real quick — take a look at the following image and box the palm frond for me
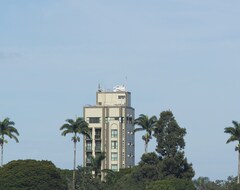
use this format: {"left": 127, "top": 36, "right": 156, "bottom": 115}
{"left": 226, "top": 136, "right": 238, "bottom": 144}
{"left": 66, "top": 119, "right": 75, "bottom": 125}
{"left": 0, "top": 118, "right": 19, "bottom": 143}
{"left": 133, "top": 128, "right": 145, "bottom": 133}
{"left": 8, "top": 134, "right": 19, "bottom": 143}
{"left": 60, "top": 123, "right": 71, "bottom": 130}
{"left": 225, "top": 121, "right": 240, "bottom": 145}
{"left": 224, "top": 127, "right": 236, "bottom": 135}
{"left": 61, "top": 129, "right": 74, "bottom": 136}
{"left": 60, "top": 117, "right": 89, "bottom": 139}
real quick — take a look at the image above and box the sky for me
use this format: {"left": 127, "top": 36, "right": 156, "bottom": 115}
{"left": 0, "top": 0, "right": 240, "bottom": 181}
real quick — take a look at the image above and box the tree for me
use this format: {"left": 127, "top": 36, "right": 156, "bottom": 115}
{"left": 154, "top": 111, "right": 194, "bottom": 179}
{"left": 146, "top": 178, "right": 195, "bottom": 190}
{"left": 0, "top": 159, "right": 67, "bottom": 190}
{"left": 0, "top": 118, "right": 19, "bottom": 167}
{"left": 89, "top": 152, "right": 106, "bottom": 179}
{"left": 60, "top": 117, "right": 89, "bottom": 189}
{"left": 193, "top": 176, "right": 240, "bottom": 190}
{"left": 224, "top": 120, "right": 240, "bottom": 183}
{"left": 134, "top": 114, "right": 157, "bottom": 153}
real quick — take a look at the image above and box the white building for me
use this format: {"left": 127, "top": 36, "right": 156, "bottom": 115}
{"left": 83, "top": 85, "right": 135, "bottom": 173}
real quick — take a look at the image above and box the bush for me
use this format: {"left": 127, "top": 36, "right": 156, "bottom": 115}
{"left": 146, "top": 179, "right": 195, "bottom": 190}
{"left": 0, "top": 159, "right": 67, "bottom": 190}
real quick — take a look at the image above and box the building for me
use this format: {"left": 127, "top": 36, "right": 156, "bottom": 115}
{"left": 83, "top": 85, "right": 135, "bottom": 173}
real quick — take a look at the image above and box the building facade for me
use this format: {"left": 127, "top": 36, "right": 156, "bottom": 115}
{"left": 83, "top": 85, "right": 135, "bottom": 173}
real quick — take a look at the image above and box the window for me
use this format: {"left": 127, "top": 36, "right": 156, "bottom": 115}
{"left": 111, "top": 152, "right": 118, "bottom": 161}
{"left": 111, "top": 164, "right": 118, "bottom": 171}
{"left": 111, "top": 129, "right": 118, "bottom": 138}
{"left": 111, "top": 141, "right": 118, "bottom": 149}
{"left": 86, "top": 142, "right": 92, "bottom": 151}
{"left": 118, "top": 96, "right": 125, "bottom": 99}
{"left": 95, "top": 129, "right": 101, "bottom": 139}
{"left": 127, "top": 117, "right": 133, "bottom": 124}
{"left": 119, "top": 117, "right": 124, "bottom": 123}
{"left": 89, "top": 117, "right": 100, "bottom": 123}
{"left": 95, "top": 141, "right": 101, "bottom": 152}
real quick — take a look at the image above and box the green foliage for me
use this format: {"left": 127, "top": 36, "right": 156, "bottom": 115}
{"left": 146, "top": 179, "right": 195, "bottom": 190}
{"left": 90, "top": 152, "right": 106, "bottom": 178}
{"left": 110, "top": 173, "right": 145, "bottom": 190}
{"left": 224, "top": 120, "right": 240, "bottom": 151}
{"left": 139, "top": 152, "right": 159, "bottom": 166}
{"left": 0, "top": 117, "right": 19, "bottom": 166}
{"left": 158, "top": 152, "right": 195, "bottom": 179}
{"left": 193, "top": 176, "right": 240, "bottom": 190}
{"left": 0, "top": 117, "right": 19, "bottom": 143}
{"left": 60, "top": 117, "right": 89, "bottom": 140}
{"left": 134, "top": 114, "right": 157, "bottom": 153}
{"left": 59, "top": 169, "right": 73, "bottom": 189}
{"left": 60, "top": 117, "right": 90, "bottom": 188}
{"left": 154, "top": 111, "right": 195, "bottom": 179}
{"left": 132, "top": 153, "right": 160, "bottom": 182}
{"left": 132, "top": 164, "right": 159, "bottom": 182}
{"left": 155, "top": 111, "right": 186, "bottom": 158}
{"left": 0, "top": 159, "right": 67, "bottom": 190}
{"left": 76, "top": 166, "right": 106, "bottom": 190}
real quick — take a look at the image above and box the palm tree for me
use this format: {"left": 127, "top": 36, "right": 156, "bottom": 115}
{"left": 91, "top": 152, "right": 106, "bottom": 179}
{"left": 224, "top": 120, "right": 240, "bottom": 184}
{"left": 0, "top": 117, "right": 19, "bottom": 167}
{"left": 134, "top": 114, "right": 157, "bottom": 154}
{"left": 60, "top": 117, "right": 89, "bottom": 189}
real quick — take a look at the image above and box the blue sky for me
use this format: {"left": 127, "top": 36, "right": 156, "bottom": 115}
{"left": 1, "top": 0, "right": 240, "bottom": 180}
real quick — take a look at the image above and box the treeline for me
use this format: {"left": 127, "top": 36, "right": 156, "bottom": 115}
{"left": 0, "top": 159, "right": 239, "bottom": 190}
{"left": 1, "top": 110, "right": 240, "bottom": 189}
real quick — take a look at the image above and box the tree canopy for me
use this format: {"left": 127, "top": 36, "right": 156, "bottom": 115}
{"left": 0, "top": 159, "right": 67, "bottom": 190}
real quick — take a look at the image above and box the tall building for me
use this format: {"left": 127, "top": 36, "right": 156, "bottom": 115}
{"left": 83, "top": 85, "right": 135, "bottom": 173}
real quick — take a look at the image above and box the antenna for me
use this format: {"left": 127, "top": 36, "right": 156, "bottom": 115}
{"left": 125, "top": 76, "right": 128, "bottom": 91}
{"left": 98, "top": 83, "right": 102, "bottom": 92}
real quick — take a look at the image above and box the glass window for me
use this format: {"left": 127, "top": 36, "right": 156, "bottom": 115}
{"left": 111, "top": 129, "right": 118, "bottom": 138}
{"left": 95, "top": 141, "right": 101, "bottom": 151}
{"left": 119, "top": 117, "right": 124, "bottom": 123}
{"left": 111, "top": 152, "right": 118, "bottom": 161}
{"left": 89, "top": 117, "right": 100, "bottom": 123}
{"left": 111, "top": 141, "right": 118, "bottom": 149}
{"left": 111, "top": 164, "right": 118, "bottom": 171}
{"left": 118, "top": 96, "right": 125, "bottom": 99}
{"left": 86, "top": 142, "right": 92, "bottom": 151}
{"left": 95, "top": 129, "right": 101, "bottom": 139}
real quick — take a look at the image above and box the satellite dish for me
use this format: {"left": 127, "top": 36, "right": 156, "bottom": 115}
{"left": 113, "top": 85, "right": 126, "bottom": 92}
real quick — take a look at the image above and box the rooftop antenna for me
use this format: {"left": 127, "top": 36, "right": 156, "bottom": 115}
{"left": 125, "top": 76, "right": 128, "bottom": 91}
{"left": 98, "top": 83, "right": 102, "bottom": 92}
